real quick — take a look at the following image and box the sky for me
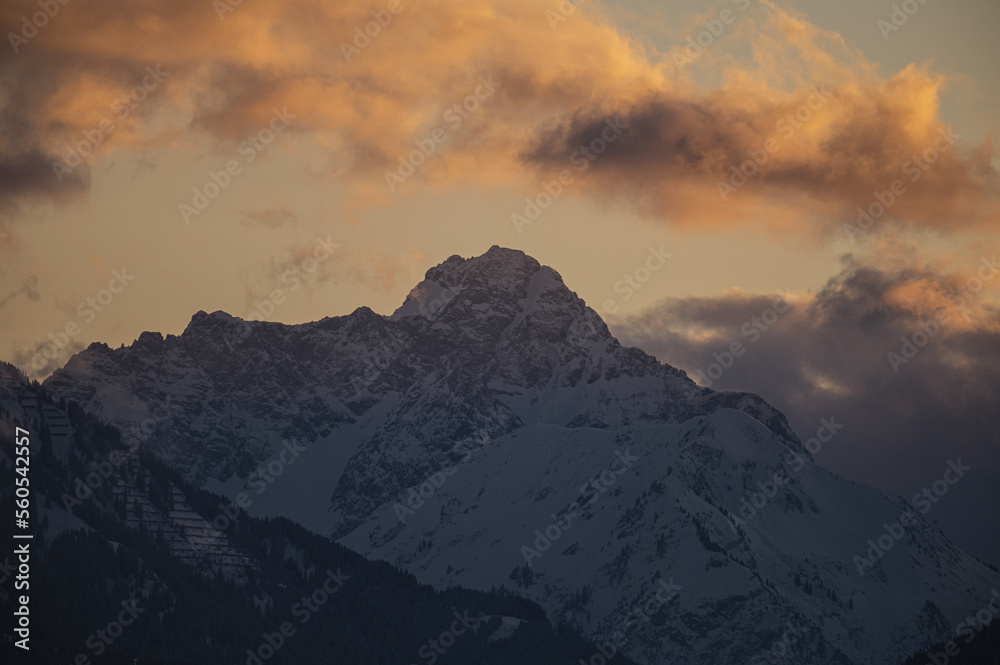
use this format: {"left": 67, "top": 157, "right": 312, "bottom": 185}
{"left": 1, "top": 0, "right": 998, "bottom": 495}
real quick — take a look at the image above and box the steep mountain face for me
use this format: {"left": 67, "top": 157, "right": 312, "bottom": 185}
{"left": 0, "top": 365, "right": 634, "bottom": 665}
{"left": 39, "top": 246, "right": 1000, "bottom": 665}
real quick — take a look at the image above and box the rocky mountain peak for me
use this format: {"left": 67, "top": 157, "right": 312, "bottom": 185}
{"left": 391, "top": 245, "right": 569, "bottom": 321}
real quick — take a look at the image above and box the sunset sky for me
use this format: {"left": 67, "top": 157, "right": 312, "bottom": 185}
{"left": 2, "top": 0, "right": 998, "bottom": 493}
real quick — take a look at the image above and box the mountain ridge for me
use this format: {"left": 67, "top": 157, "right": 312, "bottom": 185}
{"left": 29, "top": 245, "right": 1000, "bottom": 665}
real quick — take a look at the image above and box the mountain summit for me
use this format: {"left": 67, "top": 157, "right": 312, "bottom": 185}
{"left": 41, "top": 247, "right": 999, "bottom": 665}
{"left": 46, "top": 246, "right": 794, "bottom": 486}
{"left": 391, "top": 245, "right": 550, "bottom": 319}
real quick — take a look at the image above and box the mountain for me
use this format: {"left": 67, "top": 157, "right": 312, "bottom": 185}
{"left": 900, "top": 617, "right": 1000, "bottom": 665}
{"left": 38, "top": 246, "right": 1000, "bottom": 664}
{"left": 0, "top": 364, "right": 636, "bottom": 664}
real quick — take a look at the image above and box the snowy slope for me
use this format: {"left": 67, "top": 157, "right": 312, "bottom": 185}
{"left": 38, "top": 246, "right": 1000, "bottom": 665}
{"left": 339, "top": 409, "right": 997, "bottom": 664}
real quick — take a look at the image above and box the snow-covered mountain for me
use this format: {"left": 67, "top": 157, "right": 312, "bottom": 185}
{"left": 41, "top": 246, "right": 1000, "bottom": 664}
{"left": 0, "top": 363, "right": 621, "bottom": 665}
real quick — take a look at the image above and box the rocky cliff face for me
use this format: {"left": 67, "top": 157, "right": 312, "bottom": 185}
{"left": 40, "top": 246, "right": 1000, "bottom": 664}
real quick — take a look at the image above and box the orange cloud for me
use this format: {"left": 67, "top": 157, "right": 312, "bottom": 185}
{"left": 1, "top": 0, "right": 996, "bottom": 234}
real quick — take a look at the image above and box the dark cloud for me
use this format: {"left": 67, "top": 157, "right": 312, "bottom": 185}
{"left": 612, "top": 254, "right": 1000, "bottom": 495}
{"left": 1, "top": 0, "right": 995, "bottom": 232}
{"left": 240, "top": 206, "right": 300, "bottom": 228}
{"left": 11, "top": 334, "right": 85, "bottom": 380}
{"left": 0, "top": 147, "right": 89, "bottom": 210}
{"left": 0, "top": 275, "right": 40, "bottom": 310}
{"left": 522, "top": 69, "right": 999, "bottom": 234}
